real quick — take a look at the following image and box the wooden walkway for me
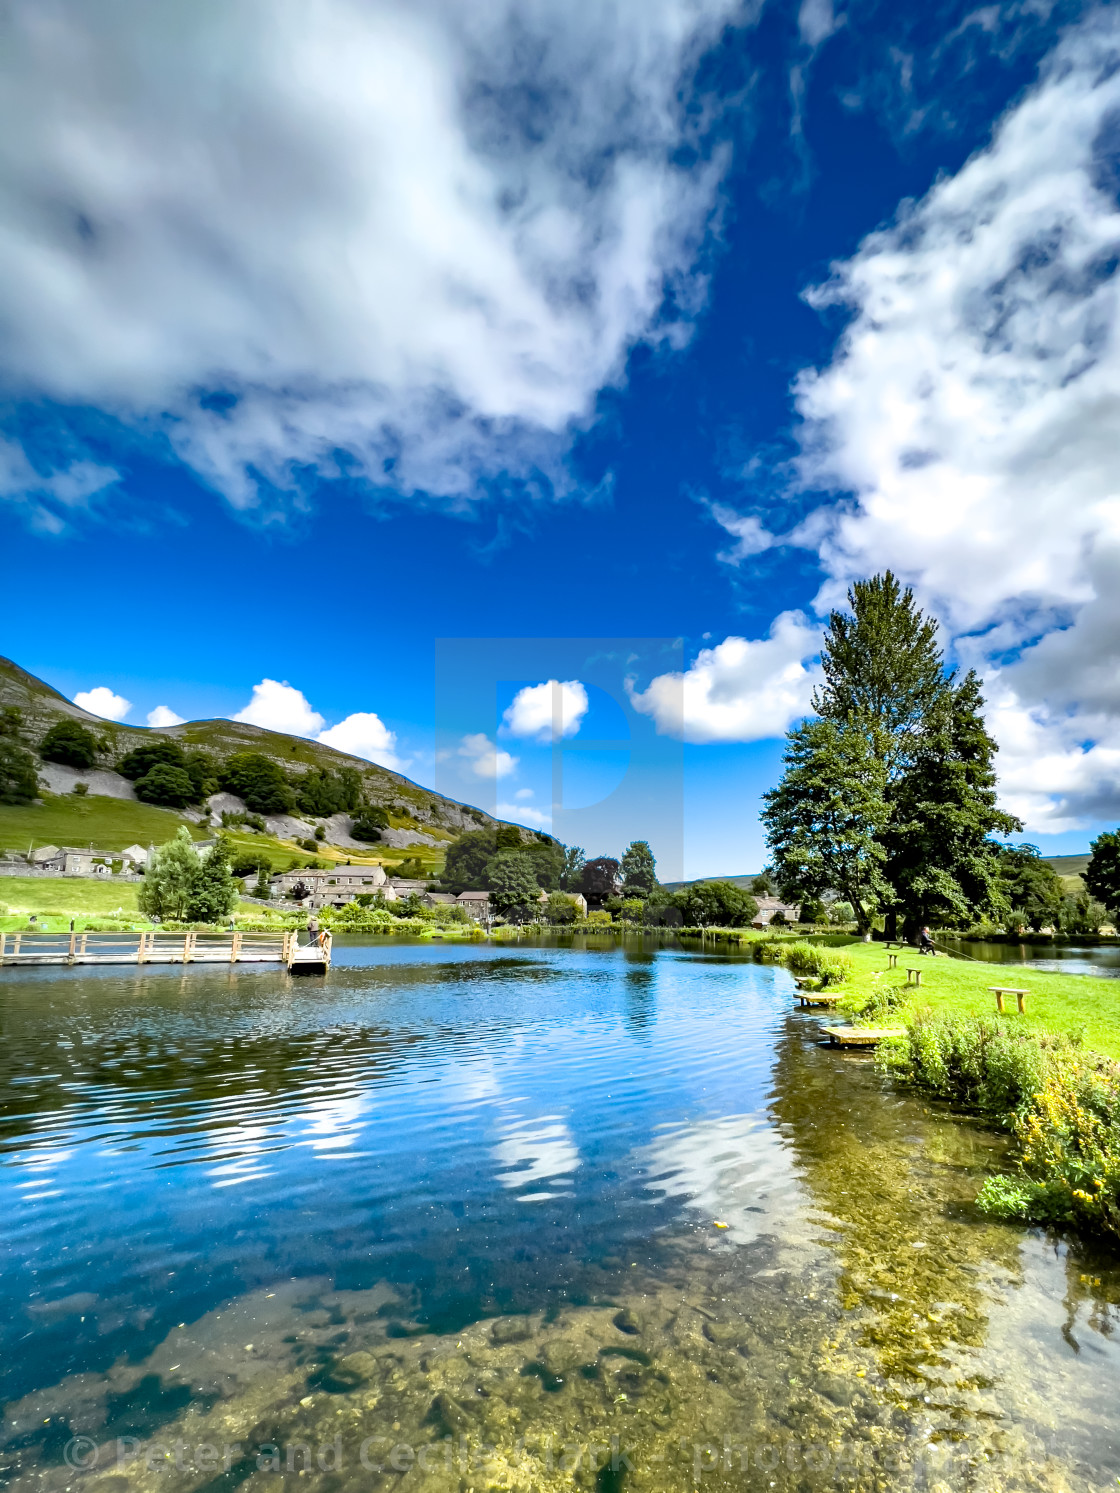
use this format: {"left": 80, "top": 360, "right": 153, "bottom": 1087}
{"left": 0, "top": 929, "right": 300, "bottom": 968}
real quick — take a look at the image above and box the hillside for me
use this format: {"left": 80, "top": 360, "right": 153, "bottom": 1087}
{"left": 0, "top": 655, "right": 505, "bottom": 865}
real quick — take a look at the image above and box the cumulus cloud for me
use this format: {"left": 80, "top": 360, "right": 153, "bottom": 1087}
{"left": 496, "top": 801, "right": 552, "bottom": 828}
{"left": 629, "top": 611, "right": 821, "bottom": 743}
{"left": 317, "top": 711, "right": 404, "bottom": 770}
{"left": 514, "top": 787, "right": 534, "bottom": 800}
{"left": 73, "top": 685, "right": 131, "bottom": 721}
{"left": 0, "top": 0, "right": 743, "bottom": 514}
{"left": 457, "top": 733, "right": 519, "bottom": 779}
{"left": 147, "top": 705, "right": 186, "bottom": 727}
{"left": 788, "top": 9, "right": 1120, "bottom": 828}
{"left": 233, "top": 679, "right": 325, "bottom": 736}
{"left": 500, "top": 679, "right": 589, "bottom": 742}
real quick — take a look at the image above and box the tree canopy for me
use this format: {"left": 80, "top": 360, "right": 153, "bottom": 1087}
{"left": 620, "top": 840, "right": 658, "bottom": 897}
{"left": 1086, "top": 831, "right": 1120, "bottom": 916}
{"left": 672, "top": 880, "right": 758, "bottom": 927}
{"left": 138, "top": 829, "right": 240, "bottom": 923}
{"left": 486, "top": 851, "right": 542, "bottom": 916}
{"left": 41, "top": 720, "right": 97, "bottom": 770}
{"left": 763, "top": 571, "right": 1018, "bottom": 936}
{"left": 0, "top": 739, "right": 38, "bottom": 804}
{"left": 134, "top": 762, "right": 196, "bottom": 808}
{"left": 220, "top": 753, "right": 295, "bottom": 815}
{"left": 581, "top": 856, "right": 621, "bottom": 907}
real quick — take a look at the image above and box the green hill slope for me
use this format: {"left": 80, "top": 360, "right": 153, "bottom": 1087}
{"left": 0, "top": 655, "right": 501, "bottom": 859}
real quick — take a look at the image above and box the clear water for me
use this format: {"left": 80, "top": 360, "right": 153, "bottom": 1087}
{"left": 946, "top": 937, "right": 1120, "bottom": 978}
{"left": 1, "top": 937, "right": 1118, "bottom": 1493}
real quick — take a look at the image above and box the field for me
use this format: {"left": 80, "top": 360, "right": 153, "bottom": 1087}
{"left": 830, "top": 938, "right": 1120, "bottom": 1061}
{"left": 0, "top": 875, "right": 141, "bottom": 927}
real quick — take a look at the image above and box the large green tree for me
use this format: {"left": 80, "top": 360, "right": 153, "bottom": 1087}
{"left": 763, "top": 718, "right": 891, "bottom": 937}
{"left": 620, "top": 841, "right": 658, "bottom": 898}
{"left": 135, "top": 763, "right": 196, "bottom": 808}
{"left": 1086, "top": 831, "right": 1120, "bottom": 916}
{"left": 486, "top": 851, "right": 542, "bottom": 917}
{"left": 997, "top": 845, "right": 1065, "bottom": 929}
{"left": 442, "top": 829, "right": 498, "bottom": 892}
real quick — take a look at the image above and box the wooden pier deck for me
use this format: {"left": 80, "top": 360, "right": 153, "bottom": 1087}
{"left": 822, "top": 1025, "right": 904, "bottom": 1048}
{"left": 0, "top": 929, "right": 298, "bottom": 968}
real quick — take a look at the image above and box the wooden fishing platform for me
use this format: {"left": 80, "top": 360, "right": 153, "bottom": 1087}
{"left": 822, "top": 1025, "right": 904, "bottom": 1047}
{"left": 288, "top": 934, "right": 332, "bottom": 975}
{"left": 0, "top": 929, "right": 308, "bottom": 969}
{"left": 795, "top": 990, "right": 844, "bottom": 1007}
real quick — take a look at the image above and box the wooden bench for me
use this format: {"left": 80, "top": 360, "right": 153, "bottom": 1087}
{"left": 989, "top": 986, "right": 1028, "bottom": 1013}
{"left": 887, "top": 953, "right": 898, "bottom": 968}
{"left": 796, "top": 991, "right": 844, "bottom": 1007}
{"left": 823, "top": 1025, "right": 905, "bottom": 1047}
{"left": 905, "top": 967, "right": 923, "bottom": 987}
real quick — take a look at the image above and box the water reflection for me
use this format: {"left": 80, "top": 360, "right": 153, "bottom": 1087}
{"left": 0, "top": 941, "right": 1116, "bottom": 1492}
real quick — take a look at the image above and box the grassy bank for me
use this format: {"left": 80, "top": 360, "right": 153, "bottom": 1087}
{"left": 824, "top": 938, "right": 1120, "bottom": 1061}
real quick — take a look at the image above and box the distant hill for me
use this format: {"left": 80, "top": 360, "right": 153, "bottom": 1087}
{"left": 661, "top": 873, "right": 762, "bottom": 893}
{"left": 1042, "top": 853, "right": 1090, "bottom": 878}
{"left": 0, "top": 655, "right": 510, "bottom": 855}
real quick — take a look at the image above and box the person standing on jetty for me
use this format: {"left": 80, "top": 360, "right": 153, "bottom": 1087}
{"left": 306, "top": 912, "right": 321, "bottom": 948}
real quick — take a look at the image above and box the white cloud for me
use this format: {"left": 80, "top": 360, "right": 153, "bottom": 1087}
{"left": 0, "top": 435, "right": 118, "bottom": 530}
{"left": 629, "top": 611, "right": 822, "bottom": 743}
{"left": 457, "top": 732, "right": 519, "bottom": 779}
{"left": 73, "top": 685, "right": 131, "bottom": 721}
{"left": 709, "top": 503, "right": 778, "bottom": 564}
{"left": 500, "top": 679, "right": 589, "bottom": 742}
{"left": 496, "top": 801, "right": 552, "bottom": 828}
{"left": 146, "top": 704, "right": 186, "bottom": 728}
{"left": 233, "top": 679, "right": 325, "bottom": 736}
{"left": 317, "top": 711, "right": 404, "bottom": 770}
{"left": 0, "top": 0, "right": 743, "bottom": 514}
{"left": 788, "top": 9, "right": 1120, "bottom": 829}
{"left": 514, "top": 787, "right": 534, "bottom": 800}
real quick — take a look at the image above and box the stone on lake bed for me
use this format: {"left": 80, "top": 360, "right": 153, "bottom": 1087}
{"left": 322, "top": 1350, "right": 377, "bottom": 1390}
{"left": 490, "top": 1316, "right": 533, "bottom": 1344}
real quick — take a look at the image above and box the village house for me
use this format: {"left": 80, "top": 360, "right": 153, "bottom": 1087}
{"left": 455, "top": 890, "right": 491, "bottom": 921}
{"left": 751, "top": 896, "right": 802, "bottom": 928}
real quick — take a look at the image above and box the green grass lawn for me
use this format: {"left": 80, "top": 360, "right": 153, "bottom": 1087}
{"left": 0, "top": 875, "right": 141, "bottom": 924}
{"left": 0, "top": 794, "right": 210, "bottom": 854}
{"left": 829, "top": 938, "right": 1120, "bottom": 1061}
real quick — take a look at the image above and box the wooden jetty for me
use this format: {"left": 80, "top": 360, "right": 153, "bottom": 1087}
{"left": 795, "top": 990, "right": 844, "bottom": 1007}
{"left": 288, "top": 933, "right": 332, "bottom": 975}
{"left": 822, "top": 1025, "right": 904, "bottom": 1048}
{"left": 0, "top": 929, "right": 299, "bottom": 968}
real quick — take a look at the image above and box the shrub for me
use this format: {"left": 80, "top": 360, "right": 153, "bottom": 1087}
{"left": 673, "top": 880, "right": 759, "bottom": 927}
{"left": 72, "top": 781, "right": 89, "bottom": 796}
{"left": 41, "top": 720, "right": 97, "bottom": 769}
{"left": 119, "top": 738, "right": 187, "bottom": 780}
{"left": 350, "top": 816, "right": 384, "bottom": 843}
{"left": 0, "top": 739, "right": 39, "bottom": 804}
{"left": 220, "top": 752, "right": 294, "bottom": 814}
{"left": 314, "top": 825, "right": 325, "bottom": 840}
{"left": 754, "top": 939, "right": 853, "bottom": 988}
{"left": 221, "top": 810, "right": 267, "bottom": 833}
{"left": 545, "top": 891, "right": 581, "bottom": 925}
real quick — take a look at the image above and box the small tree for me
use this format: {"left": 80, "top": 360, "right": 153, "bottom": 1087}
{"left": 486, "top": 851, "right": 542, "bottom": 917}
{"left": 1086, "top": 831, "right": 1120, "bottom": 916}
{"left": 560, "top": 845, "right": 586, "bottom": 891}
{"left": 0, "top": 739, "right": 38, "bottom": 804}
{"left": 41, "top": 720, "right": 97, "bottom": 769}
{"left": 119, "top": 739, "right": 187, "bottom": 780}
{"left": 252, "top": 867, "right": 273, "bottom": 900}
{"left": 442, "top": 830, "right": 498, "bottom": 893}
{"left": 137, "top": 829, "right": 201, "bottom": 922}
{"left": 620, "top": 841, "right": 658, "bottom": 898}
{"left": 220, "top": 753, "right": 295, "bottom": 814}
{"left": 545, "top": 891, "right": 581, "bottom": 924}
{"left": 188, "top": 836, "right": 240, "bottom": 922}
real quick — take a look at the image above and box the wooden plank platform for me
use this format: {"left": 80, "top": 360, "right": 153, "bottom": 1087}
{"left": 0, "top": 930, "right": 296, "bottom": 967}
{"left": 288, "top": 932, "right": 332, "bottom": 975}
{"left": 795, "top": 991, "right": 844, "bottom": 1007}
{"left": 823, "top": 1025, "right": 905, "bottom": 1047}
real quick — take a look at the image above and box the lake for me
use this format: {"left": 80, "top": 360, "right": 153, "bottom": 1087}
{"left": 944, "top": 937, "right": 1120, "bottom": 978}
{"left": 1, "top": 937, "right": 1117, "bottom": 1493}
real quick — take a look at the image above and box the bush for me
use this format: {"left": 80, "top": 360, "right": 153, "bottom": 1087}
{"left": 878, "top": 1013, "right": 1120, "bottom": 1239}
{"left": 350, "top": 817, "right": 384, "bottom": 843}
{"left": 135, "top": 763, "right": 196, "bottom": 807}
{"left": 755, "top": 939, "right": 853, "bottom": 988}
{"left": 0, "top": 739, "right": 39, "bottom": 804}
{"left": 41, "top": 720, "right": 97, "bottom": 769}
{"left": 221, "top": 810, "right": 267, "bottom": 833}
{"left": 545, "top": 891, "right": 581, "bottom": 925}
{"left": 673, "top": 880, "right": 759, "bottom": 927}
{"left": 72, "top": 781, "right": 89, "bottom": 796}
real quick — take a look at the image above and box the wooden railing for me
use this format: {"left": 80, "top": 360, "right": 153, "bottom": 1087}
{"left": 0, "top": 930, "right": 296, "bottom": 967}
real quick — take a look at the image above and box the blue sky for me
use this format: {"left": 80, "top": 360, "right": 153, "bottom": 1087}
{"left": 3, "top": 0, "right": 1119, "bottom": 877}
